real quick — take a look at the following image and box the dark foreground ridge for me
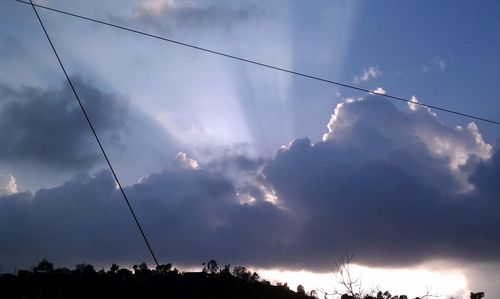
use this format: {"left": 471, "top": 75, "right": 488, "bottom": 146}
{"left": 0, "top": 259, "right": 486, "bottom": 299}
{"left": 0, "top": 259, "right": 313, "bottom": 299}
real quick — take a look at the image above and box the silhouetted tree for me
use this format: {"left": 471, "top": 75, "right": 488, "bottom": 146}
{"left": 297, "top": 284, "right": 305, "bottom": 295}
{"left": 220, "top": 264, "right": 231, "bottom": 277}
{"left": 138, "top": 262, "right": 150, "bottom": 274}
{"left": 309, "top": 289, "right": 319, "bottom": 298}
{"left": 277, "top": 282, "right": 290, "bottom": 290}
{"left": 75, "top": 263, "right": 95, "bottom": 274}
{"left": 156, "top": 263, "right": 173, "bottom": 275}
{"left": 202, "top": 260, "right": 218, "bottom": 275}
{"left": 233, "top": 266, "right": 251, "bottom": 281}
{"left": 35, "top": 259, "right": 53, "bottom": 273}
{"left": 334, "top": 254, "right": 362, "bottom": 298}
{"left": 470, "top": 292, "right": 485, "bottom": 299}
{"left": 76, "top": 263, "right": 85, "bottom": 272}
{"left": 376, "top": 291, "right": 392, "bottom": 299}
{"left": 139, "top": 263, "right": 147, "bottom": 271}
{"left": 109, "top": 263, "right": 119, "bottom": 274}
{"left": 207, "top": 260, "right": 218, "bottom": 275}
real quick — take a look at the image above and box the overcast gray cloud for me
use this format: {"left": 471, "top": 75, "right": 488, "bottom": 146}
{"left": 0, "top": 35, "right": 26, "bottom": 57}
{"left": 0, "top": 77, "right": 128, "bottom": 171}
{"left": 0, "top": 95, "right": 499, "bottom": 273}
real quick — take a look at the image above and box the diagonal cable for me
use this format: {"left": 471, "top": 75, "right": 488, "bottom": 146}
{"left": 28, "top": 0, "right": 159, "bottom": 267}
{"left": 11, "top": 0, "right": 500, "bottom": 126}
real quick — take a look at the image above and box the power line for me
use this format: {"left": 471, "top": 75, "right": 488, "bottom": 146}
{"left": 12, "top": 0, "right": 500, "bottom": 126}
{"left": 27, "top": 0, "right": 160, "bottom": 267}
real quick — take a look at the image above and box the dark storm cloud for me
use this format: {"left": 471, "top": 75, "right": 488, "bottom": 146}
{"left": 123, "top": 0, "right": 262, "bottom": 33}
{"left": 0, "top": 154, "right": 286, "bottom": 270}
{"left": 1, "top": 96, "right": 499, "bottom": 271}
{"left": 470, "top": 145, "right": 500, "bottom": 198}
{"left": 0, "top": 171, "right": 142, "bottom": 269}
{"left": 261, "top": 97, "right": 499, "bottom": 268}
{"left": 264, "top": 139, "right": 500, "bottom": 268}
{"left": 0, "top": 77, "right": 128, "bottom": 170}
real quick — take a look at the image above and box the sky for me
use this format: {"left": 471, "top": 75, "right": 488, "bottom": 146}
{"left": 1, "top": 0, "right": 500, "bottom": 298}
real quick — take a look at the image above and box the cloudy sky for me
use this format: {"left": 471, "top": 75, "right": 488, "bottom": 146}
{"left": 1, "top": 0, "right": 500, "bottom": 297}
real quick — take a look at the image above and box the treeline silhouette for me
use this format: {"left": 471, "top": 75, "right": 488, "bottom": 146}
{"left": 0, "top": 259, "right": 311, "bottom": 299}
{"left": 0, "top": 259, "right": 485, "bottom": 299}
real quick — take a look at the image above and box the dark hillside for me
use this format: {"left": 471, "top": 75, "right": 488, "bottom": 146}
{"left": 0, "top": 260, "right": 314, "bottom": 299}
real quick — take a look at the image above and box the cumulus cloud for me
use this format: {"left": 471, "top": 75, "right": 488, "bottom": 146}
{"left": 265, "top": 96, "right": 499, "bottom": 267}
{"left": 353, "top": 66, "right": 382, "bottom": 84}
{"left": 372, "top": 87, "right": 386, "bottom": 94}
{"left": 125, "top": 0, "right": 261, "bottom": 32}
{"left": 0, "top": 77, "right": 128, "bottom": 170}
{"left": 173, "top": 152, "right": 200, "bottom": 170}
{"left": 0, "top": 95, "right": 499, "bottom": 272}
